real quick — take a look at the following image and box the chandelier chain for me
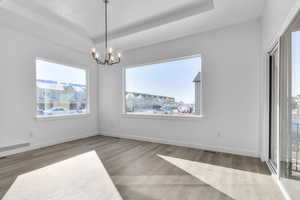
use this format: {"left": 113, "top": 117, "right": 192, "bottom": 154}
{"left": 105, "top": 0, "right": 108, "bottom": 51}
{"left": 90, "top": 0, "right": 121, "bottom": 66}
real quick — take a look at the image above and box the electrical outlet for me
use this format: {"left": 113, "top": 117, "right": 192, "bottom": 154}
{"left": 217, "top": 131, "right": 221, "bottom": 137}
{"left": 29, "top": 132, "right": 33, "bottom": 138}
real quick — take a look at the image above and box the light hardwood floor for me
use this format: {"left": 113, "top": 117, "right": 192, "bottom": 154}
{"left": 0, "top": 136, "right": 284, "bottom": 200}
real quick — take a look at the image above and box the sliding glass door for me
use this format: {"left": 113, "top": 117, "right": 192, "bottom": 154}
{"left": 290, "top": 30, "right": 300, "bottom": 179}
{"left": 276, "top": 12, "right": 300, "bottom": 200}
{"left": 269, "top": 44, "right": 280, "bottom": 172}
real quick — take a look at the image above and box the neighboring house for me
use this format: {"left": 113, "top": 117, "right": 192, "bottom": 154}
{"left": 193, "top": 72, "right": 201, "bottom": 115}
{"left": 126, "top": 92, "right": 175, "bottom": 112}
{"left": 36, "top": 79, "right": 87, "bottom": 111}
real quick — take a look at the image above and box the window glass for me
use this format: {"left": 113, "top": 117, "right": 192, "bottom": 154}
{"left": 125, "top": 57, "right": 201, "bottom": 116}
{"left": 36, "top": 59, "right": 88, "bottom": 117}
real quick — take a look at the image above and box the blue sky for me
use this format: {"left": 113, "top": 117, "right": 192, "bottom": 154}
{"left": 126, "top": 57, "right": 201, "bottom": 104}
{"left": 36, "top": 59, "right": 86, "bottom": 85}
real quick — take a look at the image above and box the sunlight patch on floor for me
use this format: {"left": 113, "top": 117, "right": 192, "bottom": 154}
{"left": 2, "top": 151, "right": 122, "bottom": 200}
{"left": 157, "top": 154, "right": 284, "bottom": 200}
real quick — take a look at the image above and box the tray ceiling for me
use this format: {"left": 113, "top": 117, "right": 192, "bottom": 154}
{"left": 0, "top": 0, "right": 265, "bottom": 51}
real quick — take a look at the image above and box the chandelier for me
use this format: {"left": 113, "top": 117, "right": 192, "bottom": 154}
{"left": 91, "top": 0, "right": 121, "bottom": 66}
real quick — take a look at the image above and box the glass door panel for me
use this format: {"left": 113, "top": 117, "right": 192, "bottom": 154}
{"left": 290, "top": 31, "right": 300, "bottom": 178}
{"left": 280, "top": 18, "right": 300, "bottom": 199}
{"left": 270, "top": 45, "right": 280, "bottom": 171}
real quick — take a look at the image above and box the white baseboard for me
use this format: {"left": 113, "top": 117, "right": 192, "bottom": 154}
{"left": 99, "top": 129, "right": 259, "bottom": 158}
{"left": 1, "top": 129, "right": 260, "bottom": 159}
{"left": 0, "top": 131, "right": 99, "bottom": 158}
{"left": 0, "top": 142, "right": 30, "bottom": 153}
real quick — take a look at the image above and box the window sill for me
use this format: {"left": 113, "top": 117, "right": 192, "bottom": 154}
{"left": 35, "top": 113, "right": 91, "bottom": 121}
{"left": 121, "top": 113, "right": 204, "bottom": 120}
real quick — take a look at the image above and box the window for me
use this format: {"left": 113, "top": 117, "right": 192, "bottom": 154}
{"left": 125, "top": 56, "right": 202, "bottom": 116}
{"left": 36, "top": 59, "right": 88, "bottom": 117}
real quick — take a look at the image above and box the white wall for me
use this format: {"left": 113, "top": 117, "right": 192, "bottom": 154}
{"left": 261, "top": 0, "right": 297, "bottom": 51}
{"left": 259, "top": 0, "right": 299, "bottom": 161}
{"left": 99, "top": 20, "right": 261, "bottom": 157}
{"left": 0, "top": 26, "right": 99, "bottom": 156}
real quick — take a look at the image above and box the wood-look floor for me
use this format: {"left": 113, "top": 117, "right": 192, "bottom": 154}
{"left": 0, "top": 136, "right": 284, "bottom": 200}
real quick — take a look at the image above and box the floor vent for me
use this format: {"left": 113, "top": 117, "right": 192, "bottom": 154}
{"left": 203, "top": 150, "right": 217, "bottom": 154}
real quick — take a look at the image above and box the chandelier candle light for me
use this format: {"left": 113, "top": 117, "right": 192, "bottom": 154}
{"left": 91, "top": 0, "right": 121, "bottom": 66}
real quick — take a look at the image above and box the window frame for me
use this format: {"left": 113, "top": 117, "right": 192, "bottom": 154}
{"left": 122, "top": 55, "right": 203, "bottom": 120}
{"left": 35, "top": 57, "right": 90, "bottom": 120}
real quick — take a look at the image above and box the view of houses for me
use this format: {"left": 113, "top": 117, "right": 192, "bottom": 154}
{"left": 125, "top": 91, "right": 194, "bottom": 114}
{"left": 126, "top": 72, "right": 201, "bottom": 115}
{"left": 36, "top": 79, "right": 87, "bottom": 116}
{"left": 291, "top": 95, "right": 300, "bottom": 174}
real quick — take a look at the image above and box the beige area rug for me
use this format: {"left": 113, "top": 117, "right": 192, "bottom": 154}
{"left": 2, "top": 151, "right": 123, "bottom": 200}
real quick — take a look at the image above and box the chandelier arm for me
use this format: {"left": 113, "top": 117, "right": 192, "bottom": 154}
{"left": 111, "top": 58, "right": 121, "bottom": 65}
{"left": 93, "top": 56, "right": 104, "bottom": 65}
{"left": 108, "top": 52, "right": 111, "bottom": 62}
{"left": 91, "top": 52, "right": 96, "bottom": 59}
{"left": 98, "top": 59, "right": 106, "bottom": 65}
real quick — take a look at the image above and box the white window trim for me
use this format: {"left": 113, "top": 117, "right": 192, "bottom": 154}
{"left": 35, "top": 57, "right": 91, "bottom": 120}
{"left": 121, "top": 113, "right": 204, "bottom": 121}
{"left": 122, "top": 54, "right": 203, "bottom": 119}
{"left": 35, "top": 113, "right": 91, "bottom": 121}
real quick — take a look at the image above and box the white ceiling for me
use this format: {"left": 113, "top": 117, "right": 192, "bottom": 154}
{"left": 0, "top": 0, "right": 265, "bottom": 51}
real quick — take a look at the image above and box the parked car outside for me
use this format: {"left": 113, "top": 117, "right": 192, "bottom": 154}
{"left": 43, "top": 107, "right": 67, "bottom": 115}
